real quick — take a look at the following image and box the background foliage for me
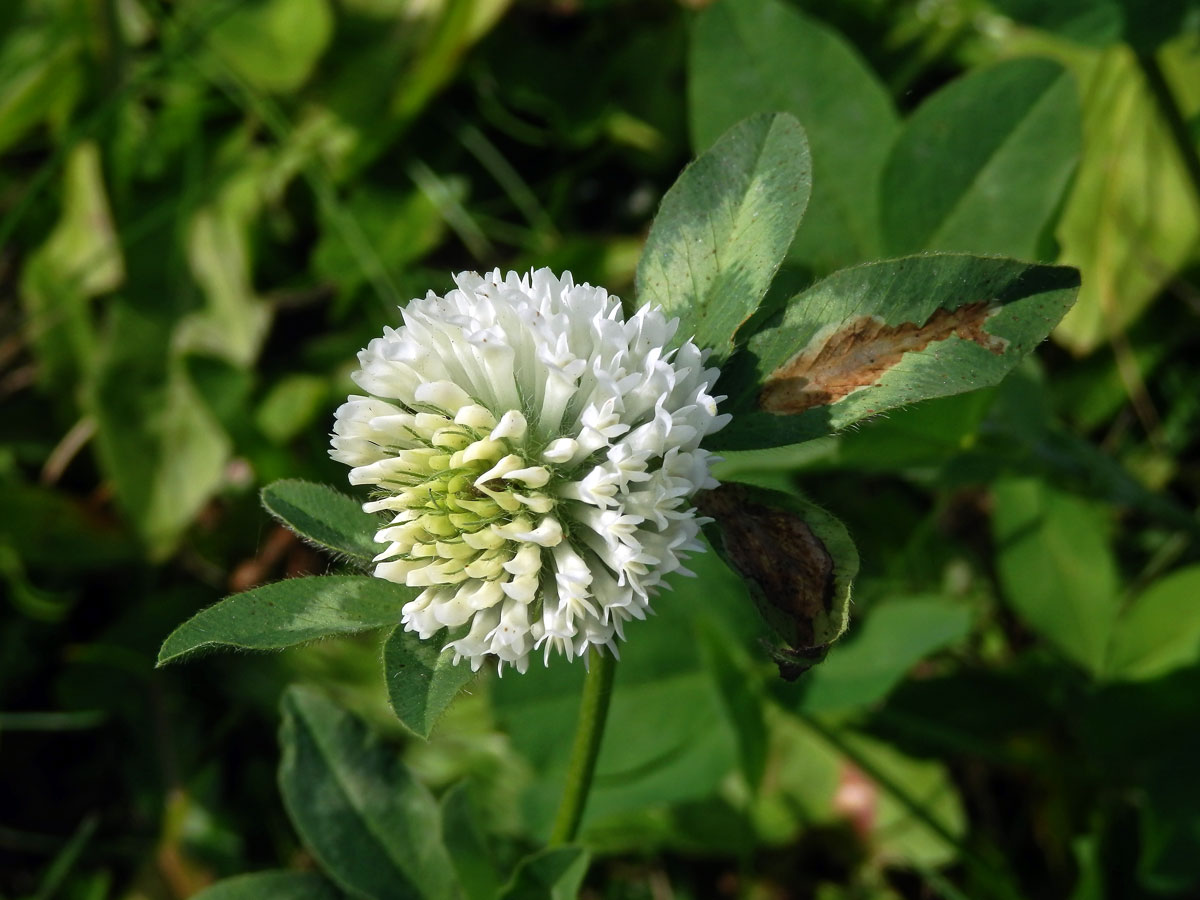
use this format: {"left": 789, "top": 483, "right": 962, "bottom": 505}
{"left": 3, "top": 0, "right": 1200, "bottom": 898}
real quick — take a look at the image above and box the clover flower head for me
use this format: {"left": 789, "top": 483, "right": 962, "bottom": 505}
{"left": 330, "top": 268, "right": 730, "bottom": 673}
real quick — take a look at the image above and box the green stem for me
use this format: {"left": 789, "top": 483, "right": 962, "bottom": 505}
{"left": 548, "top": 648, "right": 617, "bottom": 845}
{"left": 1136, "top": 49, "right": 1200, "bottom": 212}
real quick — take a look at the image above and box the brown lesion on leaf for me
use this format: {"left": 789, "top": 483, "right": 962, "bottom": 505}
{"left": 759, "top": 301, "right": 1009, "bottom": 414}
{"left": 696, "top": 484, "right": 834, "bottom": 650}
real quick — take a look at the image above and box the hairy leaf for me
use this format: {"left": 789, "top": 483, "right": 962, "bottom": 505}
{"left": 261, "top": 479, "right": 380, "bottom": 566}
{"left": 382, "top": 625, "right": 477, "bottom": 739}
{"left": 636, "top": 112, "right": 810, "bottom": 361}
{"left": 157, "top": 576, "right": 411, "bottom": 665}
{"left": 279, "top": 687, "right": 459, "bottom": 900}
{"left": 714, "top": 254, "right": 1079, "bottom": 450}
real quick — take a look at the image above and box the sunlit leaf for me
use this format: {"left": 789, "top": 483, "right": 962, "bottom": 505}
{"left": 716, "top": 254, "right": 1079, "bottom": 449}
{"left": 636, "top": 112, "right": 811, "bottom": 361}
{"left": 690, "top": 0, "right": 898, "bottom": 273}
{"left": 198, "top": 0, "right": 333, "bottom": 93}
{"left": 157, "top": 576, "right": 411, "bottom": 665}
{"left": 1107, "top": 565, "right": 1200, "bottom": 681}
{"left": 992, "top": 477, "right": 1121, "bottom": 675}
{"left": 1054, "top": 45, "right": 1200, "bottom": 354}
{"left": 260, "top": 479, "right": 380, "bottom": 567}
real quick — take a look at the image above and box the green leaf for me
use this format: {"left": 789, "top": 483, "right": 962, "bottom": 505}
{"left": 992, "top": 478, "right": 1121, "bottom": 675}
{"left": 498, "top": 847, "right": 590, "bottom": 900}
{"left": 838, "top": 730, "right": 968, "bottom": 868}
{"left": 279, "top": 687, "right": 460, "bottom": 900}
{"left": 191, "top": 872, "right": 345, "bottom": 900}
{"left": 312, "top": 187, "right": 451, "bottom": 299}
{"left": 88, "top": 305, "right": 230, "bottom": 561}
{"left": 799, "top": 598, "right": 972, "bottom": 713}
{"left": 1054, "top": 45, "right": 1200, "bottom": 354}
{"left": 256, "top": 375, "right": 331, "bottom": 444}
{"left": 1107, "top": 565, "right": 1200, "bottom": 681}
{"left": 198, "top": 0, "right": 333, "bottom": 93}
{"left": 689, "top": 0, "right": 898, "bottom": 273}
{"left": 696, "top": 619, "right": 768, "bottom": 791}
{"left": 0, "top": 22, "right": 81, "bottom": 154}
{"left": 440, "top": 784, "right": 503, "bottom": 900}
{"left": 636, "top": 112, "right": 810, "bottom": 361}
{"left": 987, "top": 0, "right": 1123, "bottom": 46}
{"left": 261, "top": 480, "right": 381, "bottom": 567}
{"left": 177, "top": 161, "right": 272, "bottom": 368}
{"left": 697, "top": 483, "right": 859, "bottom": 678}
{"left": 19, "top": 141, "right": 123, "bottom": 391}
{"left": 881, "top": 57, "right": 1081, "bottom": 259}
{"left": 990, "top": 0, "right": 1199, "bottom": 51}
{"left": 157, "top": 576, "right": 412, "bottom": 666}
{"left": 715, "top": 254, "right": 1080, "bottom": 450}
{"left": 382, "top": 625, "right": 477, "bottom": 739}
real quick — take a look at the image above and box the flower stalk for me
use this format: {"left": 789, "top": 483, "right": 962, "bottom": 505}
{"left": 549, "top": 647, "right": 618, "bottom": 845}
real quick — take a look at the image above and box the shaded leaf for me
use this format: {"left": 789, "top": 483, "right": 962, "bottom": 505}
{"left": 382, "top": 625, "right": 477, "bottom": 739}
{"left": 490, "top": 548, "right": 752, "bottom": 840}
{"left": 498, "top": 846, "right": 590, "bottom": 900}
{"left": 279, "top": 687, "right": 459, "bottom": 900}
{"left": 89, "top": 305, "right": 230, "bottom": 561}
{"left": 800, "top": 598, "right": 972, "bottom": 713}
{"left": 992, "top": 478, "right": 1120, "bottom": 674}
{"left": 697, "top": 483, "right": 858, "bottom": 678}
{"left": 988, "top": 0, "right": 1123, "bottom": 46}
{"left": 19, "top": 141, "right": 123, "bottom": 390}
{"left": 261, "top": 479, "right": 381, "bottom": 567}
{"left": 157, "top": 576, "right": 411, "bottom": 665}
{"left": 697, "top": 619, "right": 768, "bottom": 791}
{"left": 715, "top": 254, "right": 1080, "bottom": 450}
{"left": 689, "top": 0, "right": 898, "bottom": 273}
{"left": 0, "top": 22, "right": 81, "bottom": 154}
{"left": 441, "top": 784, "right": 503, "bottom": 900}
{"left": 636, "top": 112, "right": 811, "bottom": 361}
{"left": 191, "top": 872, "right": 345, "bottom": 900}
{"left": 1107, "top": 565, "right": 1200, "bottom": 681}
{"left": 881, "top": 57, "right": 1081, "bottom": 259}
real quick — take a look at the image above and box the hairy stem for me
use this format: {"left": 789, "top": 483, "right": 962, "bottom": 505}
{"left": 548, "top": 648, "right": 617, "bottom": 845}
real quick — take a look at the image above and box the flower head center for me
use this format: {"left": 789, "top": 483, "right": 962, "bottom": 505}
{"left": 368, "top": 401, "right": 564, "bottom": 598}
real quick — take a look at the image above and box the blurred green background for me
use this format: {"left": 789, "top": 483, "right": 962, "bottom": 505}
{"left": 3, "top": 0, "right": 1200, "bottom": 897}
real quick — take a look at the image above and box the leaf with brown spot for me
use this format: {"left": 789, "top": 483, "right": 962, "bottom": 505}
{"left": 698, "top": 482, "right": 858, "bottom": 679}
{"left": 712, "top": 253, "right": 1080, "bottom": 450}
{"left": 760, "top": 301, "right": 1008, "bottom": 414}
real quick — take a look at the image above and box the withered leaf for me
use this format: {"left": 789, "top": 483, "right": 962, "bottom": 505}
{"left": 697, "top": 482, "right": 858, "bottom": 680}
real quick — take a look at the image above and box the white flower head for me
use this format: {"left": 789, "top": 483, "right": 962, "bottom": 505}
{"left": 331, "top": 268, "right": 730, "bottom": 673}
